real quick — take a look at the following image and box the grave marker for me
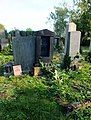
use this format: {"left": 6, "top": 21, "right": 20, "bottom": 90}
{"left": 34, "top": 67, "right": 41, "bottom": 76}
{"left": 13, "top": 65, "right": 22, "bottom": 76}
{"left": 64, "top": 22, "right": 81, "bottom": 58}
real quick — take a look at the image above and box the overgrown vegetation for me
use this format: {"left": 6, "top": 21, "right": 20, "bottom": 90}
{"left": 61, "top": 54, "right": 71, "bottom": 71}
{"left": 0, "top": 53, "right": 13, "bottom": 75}
{"left": 85, "top": 51, "right": 91, "bottom": 63}
{"left": 1, "top": 45, "right": 13, "bottom": 55}
{"left": 0, "top": 51, "right": 91, "bottom": 120}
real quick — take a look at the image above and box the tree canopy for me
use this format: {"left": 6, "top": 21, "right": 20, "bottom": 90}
{"left": 49, "top": 0, "right": 91, "bottom": 44}
{"left": 49, "top": 6, "right": 69, "bottom": 38}
{"left": 71, "top": 0, "right": 91, "bottom": 42}
{"left": 26, "top": 28, "right": 32, "bottom": 32}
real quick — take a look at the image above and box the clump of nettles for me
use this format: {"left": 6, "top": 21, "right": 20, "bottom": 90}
{"left": 61, "top": 54, "right": 71, "bottom": 71}
{"left": 1, "top": 45, "right": 13, "bottom": 55}
{"left": 85, "top": 51, "right": 91, "bottom": 63}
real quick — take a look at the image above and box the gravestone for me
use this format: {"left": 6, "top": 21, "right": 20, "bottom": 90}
{"left": 12, "top": 29, "right": 54, "bottom": 72}
{"left": 35, "top": 29, "right": 54, "bottom": 63}
{"left": 12, "top": 35, "right": 35, "bottom": 72}
{"left": 64, "top": 22, "right": 81, "bottom": 58}
{"left": 69, "top": 31, "right": 81, "bottom": 57}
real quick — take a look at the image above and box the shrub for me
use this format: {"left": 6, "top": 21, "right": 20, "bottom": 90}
{"left": 1, "top": 45, "right": 13, "bottom": 55}
{"left": 61, "top": 54, "right": 71, "bottom": 71}
{"left": 85, "top": 51, "right": 91, "bottom": 63}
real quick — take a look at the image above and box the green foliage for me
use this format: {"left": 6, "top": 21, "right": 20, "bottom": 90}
{"left": 0, "top": 62, "right": 91, "bottom": 119}
{"left": 39, "top": 60, "right": 56, "bottom": 79}
{"left": 0, "top": 53, "right": 13, "bottom": 75}
{"left": 0, "top": 52, "right": 91, "bottom": 119}
{"left": 1, "top": 45, "right": 13, "bottom": 55}
{"left": 54, "top": 44, "right": 63, "bottom": 53}
{"left": 67, "top": 108, "right": 91, "bottom": 120}
{"left": 85, "top": 51, "right": 91, "bottom": 63}
{"left": 49, "top": 0, "right": 91, "bottom": 44}
{"left": 71, "top": 0, "right": 91, "bottom": 44}
{"left": 26, "top": 31, "right": 33, "bottom": 36}
{"left": 61, "top": 54, "right": 71, "bottom": 71}
{"left": 49, "top": 6, "right": 69, "bottom": 37}
{"left": 26, "top": 28, "right": 32, "bottom": 32}
{"left": 0, "top": 75, "right": 64, "bottom": 120}
{"left": 0, "top": 53, "right": 13, "bottom": 66}
{"left": 9, "top": 30, "right": 15, "bottom": 37}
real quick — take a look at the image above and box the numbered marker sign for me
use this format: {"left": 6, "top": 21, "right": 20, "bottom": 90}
{"left": 13, "top": 65, "right": 22, "bottom": 76}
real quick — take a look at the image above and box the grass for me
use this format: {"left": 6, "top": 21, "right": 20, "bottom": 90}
{"left": 0, "top": 49, "right": 91, "bottom": 120}
{"left": 0, "top": 53, "right": 13, "bottom": 75}
{"left": 0, "top": 75, "right": 65, "bottom": 120}
{"left": 0, "top": 61, "right": 91, "bottom": 120}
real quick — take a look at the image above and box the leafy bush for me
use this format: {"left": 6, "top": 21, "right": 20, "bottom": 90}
{"left": 1, "top": 45, "right": 13, "bottom": 55}
{"left": 54, "top": 44, "right": 63, "bottom": 53}
{"left": 85, "top": 51, "right": 91, "bottom": 63}
{"left": 61, "top": 54, "right": 71, "bottom": 71}
{"left": 0, "top": 53, "right": 13, "bottom": 75}
{"left": 0, "top": 53, "right": 91, "bottom": 120}
{"left": 0, "top": 53, "right": 13, "bottom": 66}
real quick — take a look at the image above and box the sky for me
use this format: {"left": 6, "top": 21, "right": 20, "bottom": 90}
{"left": 0, "top": 0, "right": 73, "bottom": 31}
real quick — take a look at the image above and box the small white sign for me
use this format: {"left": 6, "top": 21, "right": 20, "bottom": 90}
{"left": 13, "top": 65, "right": 22, "bottom": 76}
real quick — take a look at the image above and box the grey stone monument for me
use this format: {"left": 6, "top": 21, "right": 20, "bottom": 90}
{"left": 12, "top": 36, "right": 35, "bottom": 72}
{"left": 64, "top": 22, "right": 81, "bottom": 58}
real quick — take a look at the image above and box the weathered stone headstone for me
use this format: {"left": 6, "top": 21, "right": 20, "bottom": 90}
{"left": 64, "top": 22, "right": 76, "bottom": 54}
{"left": 12, "top": 36, "right": 35, "bottom": 71}
{"left": 64, "top": 22, "right": 81, "bottom": 58}
{"left": 12, "top": 29, "right": 54, "bottom": 72}
{"left": 69, "top": 31, "right": 81, "bottom": 57}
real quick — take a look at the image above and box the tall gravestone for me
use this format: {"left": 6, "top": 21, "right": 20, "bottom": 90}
{"left": 12, "top": 34, "right": 35, "bottom": 72}
{"left": 64, "top": 22, "right": 81, "bottom": 58}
